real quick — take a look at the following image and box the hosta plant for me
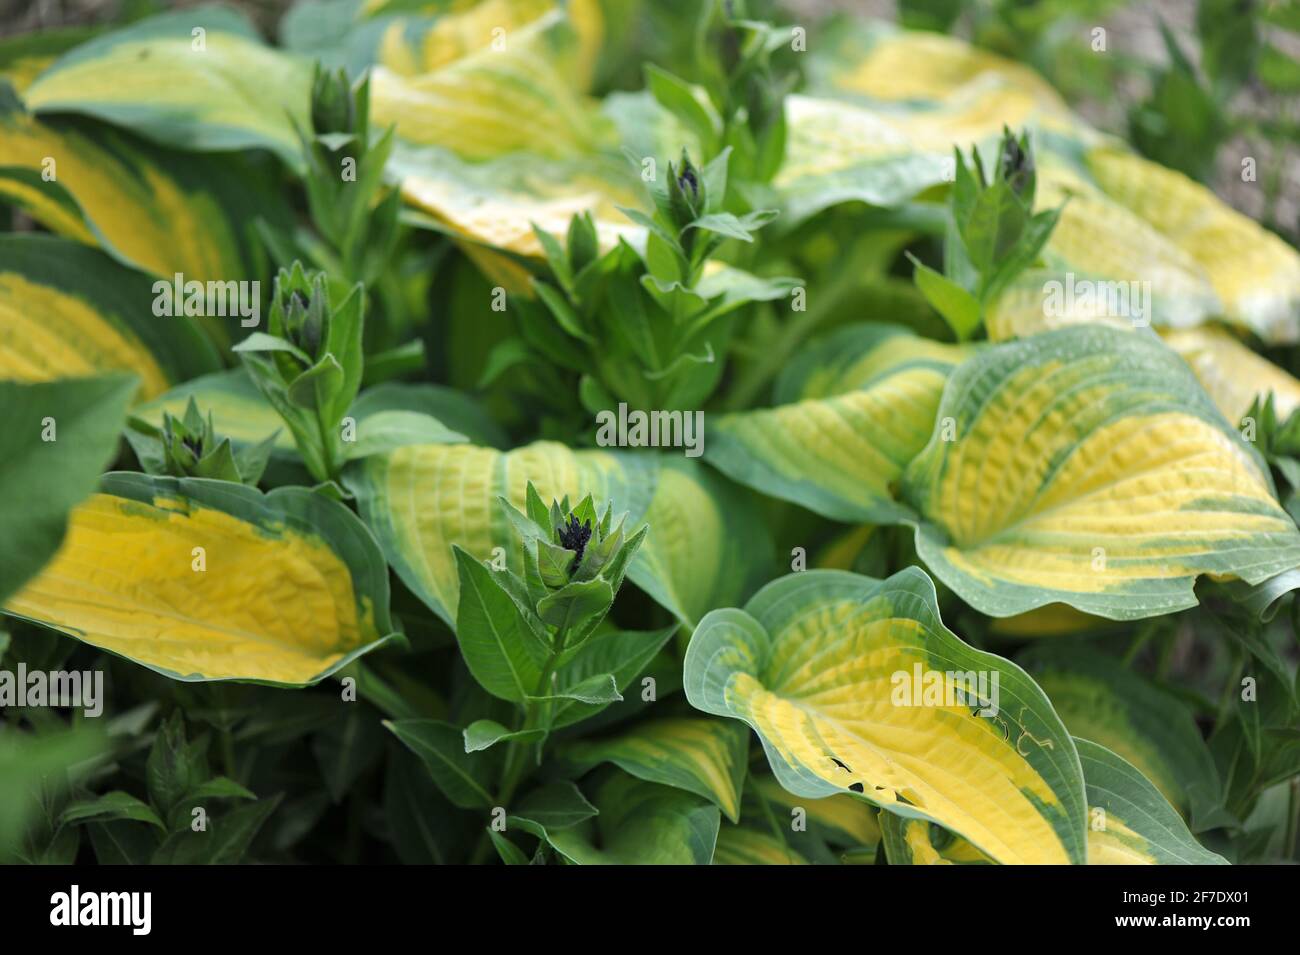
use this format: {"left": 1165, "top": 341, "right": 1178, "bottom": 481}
{"left": 0, "top": 0, "right": 1297, "bottom": 872}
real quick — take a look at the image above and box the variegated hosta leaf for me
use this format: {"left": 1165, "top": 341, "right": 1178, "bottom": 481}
{"left": 3, "top": 473, "right": 397, "bottom": 685}
{"left": 774, "top": 94, "right": 951, "bottom": 227}
{"left": 685, "top": 567, "right": 1087, "bottom": 864}
{"left": 369, "top": 0, "right": 602, "bottom": 84}
{"left": 132, "top": 370, "right": 296, "bottom": 458}
{"left": 0, "top": 235, "right": 219, "bottom": 402}
{"left": 987, "top": 603, "right": 1114, "bottom": 638}
{"left": 816, "top": 23, "right": 1069, "bottom": 114}
{"left": 1161, "top": 326, "right": 1300, "bottom": 424}
{"left": 133, "top": 372, "right": 492, "bottom": 470}
{"left": 23, "top": 8, "right": 311, "bottom": 169}
{"left": 879, "top": 814, "right": 992, "bottom": 865}
{"left": 806, "top": 22, "right": 1299, "bottom": 342}
{"left": 751, "top": 774, "right": 881, "bottom": 850}
{"left": 0, "top": 26, "right": 99, "bottom": 93}
{"left": 706, "top": 324, "right": 970, "bottom": 522}
{"left": 389, "top": 78, "right": 704, "bottom": 266}
{"left": 345, "top": 440, "right": 771, "bottom": 627}
{"left": 1077, "top": 739, "right": 1228, "bottom": 865}
{"left": 543, "top": 771, "right": 720, "bottom": 864}
{"left": 712, "top": 825, "right": 809, "bottom": 865}
{"left": 1020, "top": 645, "right": 1222, "bottom": 821}
{"left": 982, "top": 161, "right": 1224, "bottom": 343}
{"left": 558, "top": 716, "right": 749, "bottom": 822}
{"left": 371, "top": 6, "right": 605, "bottom": 161}
{"left": 902, "top": 325, "right": 1300, "bottom": 620}
{"left": 1087, "top": 148, "right": 1300, "bottom": 344}
{"left": 393, "top": 142, "right": 644, "bottom": 263}
{"left": 0, "top": 97, "right": 286, "bottom": 300}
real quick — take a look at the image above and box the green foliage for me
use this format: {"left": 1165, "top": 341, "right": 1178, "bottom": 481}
{"left": 909, "top": 127, "right": 1061, "bottom": 340}
{"left": 1, "top": 0, "right": 1297, "bottom": 870}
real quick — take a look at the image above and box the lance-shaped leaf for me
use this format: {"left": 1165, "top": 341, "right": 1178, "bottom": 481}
{"left": 684, "top": 567, "right": 1087, "bottom": 864}
{"left": 1019, "top": 644, "right": 1222, "bottom": 822}
{"left": 345, "top": 441, "right": 769, "bottom": 628}
{"left": 511, "top": 781, "right": 599, "bottom": 833}
{"left": 706, "top": 324, "right": 970, "bottom": 522}
{"left": 3, "top": 473, "right": 397, "bottom": 685}
{"left": 385, "top": 719, "right": 501, "bottom": 810}
{"left": 0, "top": 375, "right": 136, "bottom": 604}
{"left": 1077, "top": 738, "right": 1228, "bottom": 865}
{"left": 0, "top": 236, "right": 219, "bottom": 402}
{"left": 132, "top": 370, "right": 297, "bottom": 461}
{"left": 452, "top": 545, "right": 548, "bottom": 704}
{"left": 902, "top": 325, "right": 1300, "bottom": 620}
{"left": 542, "top": 772, "right": 720, "bottom": 865}
{"left": 133, "top": 373, "right": 491, "bottom": 473}
{"left": 558, "top": 716, "right": 749, "bottom": 823}
{"left": 24, "top": 7, "right": 311, "bottom": 169}
{"left": 547, "top": 624, "right": 678, "bottom": 730}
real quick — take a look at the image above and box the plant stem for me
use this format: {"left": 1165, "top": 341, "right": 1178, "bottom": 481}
{"left": 1121, "top": 626, "right": 1153, "bottom": 666}
{"left": 494, "top": 626, "right": 571, "bottom": 814}
{"left": 316, "top": 410, "right": 340, "bottom": 484}
{"left": 722, "top": 263, "right": 856, "bottom": 411}
{"left": 1286, "top": 776, "right": 1300, "bottom": 862}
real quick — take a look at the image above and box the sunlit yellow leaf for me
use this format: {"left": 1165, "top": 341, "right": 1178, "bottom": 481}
{"left": 3, "top": 474, "right": 396, "bottom": 685}
{"left": 902, "top": 326, "right": 1300, "bottom": 619}
{"left": 707, "top": 324, "right": 971, "bottom": 522}
{"left": 0, "top": 236, "right": 219, "bottom": 402}
{"left": 346, "top": 441, "right": 770, "bottom": 628}
{"left": 1161, "top": 326, "right": 1300, "bottom": 423}
{"left": 686, "top": 567, "right": 1087, "bottom": 864}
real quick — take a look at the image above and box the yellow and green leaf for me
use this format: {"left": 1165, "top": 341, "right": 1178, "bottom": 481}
{"left": 0, "top": 27, "right": 100, "bottom": 93}
{"left": 132, "top": 369, "right": 295, "bottom": 456}
{"left": 775, "top": 93, "right": 951, "bottom": 226}
{"left": 1087, "top": 147, "right": 1300, "bottom": 345}
{"left": 392, "top": 140, "right": 643, "bottom": 262}
{"left": 3, "top": 473, "right": 398, "bottom": 685}
{"left": 542, "top": 771, "right": 720, "bottom": 865}
{"left": 751, "top": 774, "right": 881, "bottom": 850}
{"left": 23, "top": 7, "right": 311, "bottom": 170}
{"left": 707, "top": 324, "right": 970, "bottom": 522}
{"left": 803, "top": 21, "right": 1299, "bottom": 342}
{"left": 1077, "top": 738, "right": 1228, "bottom": 865}
{"left": 685, "top": 567, "right": 1088, "bottom": 864}
{"left": 0, "top": 235, "right": 219, "bottom": 401}
{"left": 371, "top": 5, "right": 605, "bottom": 162}
{"left": 879, "top": 814, "right": 992, "bottom": 865}
{"left": 0, "top": 376, "right": 136, "bottom": 604}
{"left": 712, "top": 825, "right": 809, "bottom": 865}
{"left": 902, "top": 325, "right": 1300, "bottom": 619}
{"left": 1020, "top": 644, "right": 1222, "bottom": 821}
{"left": 346, "top": 441, "right": 771, "bottom": 628}
{"left": 0, "top": 97, "right": 286, "bottom": 301}
{"left": 1161, "top": 326, "right": 1300, "bottom": 424}
{"left": 559, "top": 716, "right": 749, "bottom": 822}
